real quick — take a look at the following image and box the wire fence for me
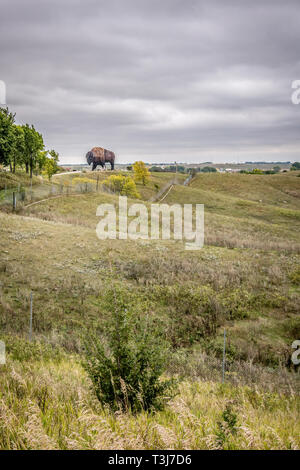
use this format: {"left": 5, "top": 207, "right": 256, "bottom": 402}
{"left": 0, "top": 179, "right": 108, "bottom": 211}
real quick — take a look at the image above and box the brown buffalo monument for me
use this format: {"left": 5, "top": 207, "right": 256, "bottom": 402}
{"left": 86, "top": 147, "right": 115, "bottom": 170}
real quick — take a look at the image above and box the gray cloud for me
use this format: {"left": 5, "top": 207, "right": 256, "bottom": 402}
{"left": 1, "top": 0, "right": 300, "bottom": 163}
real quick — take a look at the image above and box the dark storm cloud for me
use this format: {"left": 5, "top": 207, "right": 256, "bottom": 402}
{"left": 1, "top": 0, "right": 299, "bottom": 163}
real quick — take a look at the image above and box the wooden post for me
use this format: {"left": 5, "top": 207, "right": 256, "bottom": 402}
{"left": 29, "top": 292, "right": 33, "bottom": 341}
{"left": 222, "top": 329, "right": 226, "bottom": 383}
{"left": 12, "top": 192, "right": 16, "bottom": 211}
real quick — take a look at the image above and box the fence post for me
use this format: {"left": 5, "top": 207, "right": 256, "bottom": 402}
{"left": 29, "top": 291, "right": 33, "bottom": 341}
{"left": 222, "top": 328, "right": 226, "bottom": 383}
{"left": 12, "top": 192, "right": 16, "bottom": 211}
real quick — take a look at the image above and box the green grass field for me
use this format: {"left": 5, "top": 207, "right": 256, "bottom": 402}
{"left": 0, "top": 169, "right": 299, "bottom": 449}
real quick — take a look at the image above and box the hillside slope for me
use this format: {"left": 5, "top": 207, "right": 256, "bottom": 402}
{"left": 0, "top": 170, "right": 299, "bottom": 449}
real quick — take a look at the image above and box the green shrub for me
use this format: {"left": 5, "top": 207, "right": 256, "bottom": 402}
{"left": 102, "top": 174, "right": 140, "bottom": 198}
{"left": 216, "top": 402, "right": 238, "bottom": 446}
{"left": 82, "top": 285, "right": 175, "bottom": 412}
{"left": 3, "top": 334, "right": 64, "bottom": 362}
{"left": 289, "top": 267, "right": 300, "bottom": 285}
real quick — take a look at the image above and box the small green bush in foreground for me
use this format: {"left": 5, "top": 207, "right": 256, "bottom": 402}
{"left": 82, "top": 285, "right": 176, "bottom": 412}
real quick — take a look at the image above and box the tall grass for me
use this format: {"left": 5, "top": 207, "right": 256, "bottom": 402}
{"left": 0, "top": 355, "right": 299, "bottom": 450}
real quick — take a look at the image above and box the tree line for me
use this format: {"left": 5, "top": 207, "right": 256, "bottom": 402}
{"left": 0, "top": 107, "right": 59, "bottom": 180}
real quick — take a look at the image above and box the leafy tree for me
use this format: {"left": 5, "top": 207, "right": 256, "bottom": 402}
{"left": 11, "top": 125, "right": 25, "bottom": 173}
{"left": 149, "top": 166, "right": 163, "bottom": 172}
{"left": 44, "top": 156, "right": 59, "bottom": 180}
{"left": 121, "top": 177, "right": 140, "bottom": 198}
{"left": 177, "top": 165, "right": 185, "bottom": 173}
{"left": 103, "top": 174, "right": 140, "bottom": 198}
{"left": 290, "top": 162, "right": 300, "bottom": 171}
{"left": 22, "top": 124, "right": 44, "bottom": 177}
{"left": 43, "top": 149, "right": 59, "bottom": 180}
{"left": 273, "top": 166, "right": 281, "bottom": 173}
{"left": 37, "top": 150, "right": 48, "bottom": 174}
{"left": 200, "top": 166, "right": 217, "bottom": 173}
{"left": 0, "top": 107, "right": 15, "bottom": 169}
{"left": 133, "top": 161, "right": 150, "bottom": 185}
{"left": 82, "top": 285, "right": 175, "bottom": 412}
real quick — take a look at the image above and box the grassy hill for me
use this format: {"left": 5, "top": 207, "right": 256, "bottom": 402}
{"left": 0, "top": 169, "right": 299, "bottom": 449}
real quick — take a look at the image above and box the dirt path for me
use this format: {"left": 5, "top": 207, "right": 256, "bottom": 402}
{"left": 157, "top": 184, "right": 174, "bottom": 202}
{"left": 23, "top": 192, "right": 86, "bottom": 209}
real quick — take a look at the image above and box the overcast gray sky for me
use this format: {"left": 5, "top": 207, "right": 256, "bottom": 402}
{"left": 1, "top": 0, "right": 299, "bottom": 164}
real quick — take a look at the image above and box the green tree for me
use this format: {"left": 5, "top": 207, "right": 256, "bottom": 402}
{"left": 290, "top": 162, "right": 300, "bottom": 171}
{"left": 0, "top": 107, "right": 15, "bottom": 169}
{"left": 133, "top": 161, "right": 150, "bottom": 185}
{"left": 11, "top": 125, "right": 25, "bottom": 173}
{"left": 22, "top": 124, "right": 44, "bottom": 177}
{"left": 43, "top": 149, "right": 59, "bottom": 180}
{"left": 200, "top": 166, "right": 217, "bottom": 173}
{"left": 37, "top": 150, "right": 48, "bottom": 174}
{"left": 149, "top": 166, "right": 163, "bottom": 172}
{"left": 44, "top": 153, "right": 60, "bottom": 180}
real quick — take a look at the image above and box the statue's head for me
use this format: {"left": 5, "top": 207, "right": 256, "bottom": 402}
{"left": 86, "top": 151, "right": 93, "bottom": 165}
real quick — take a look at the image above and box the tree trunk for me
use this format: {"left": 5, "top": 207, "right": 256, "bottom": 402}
{"left": 30, "top": 156, "right": 33, "bottom": 179}
{"left": 25, "top": 162, "right": 29, "bottom": 173}
{"left": 13, "top": 155, "right": 16, "bottom": 173}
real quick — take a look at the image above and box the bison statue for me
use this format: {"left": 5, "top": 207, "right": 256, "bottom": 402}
{"left": 86, "top": 147, "right": 115, "bottom": 170}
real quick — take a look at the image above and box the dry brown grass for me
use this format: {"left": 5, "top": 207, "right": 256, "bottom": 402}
{"left": 0, "top": 357, "right": 299, "bottom": 450}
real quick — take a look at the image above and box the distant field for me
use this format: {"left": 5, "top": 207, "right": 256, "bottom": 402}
{"left": 189, "top": 172, "right": 300, "bottom": 208}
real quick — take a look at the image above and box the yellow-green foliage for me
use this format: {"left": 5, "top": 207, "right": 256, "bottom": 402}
{"left": 72, "top": 177, "right": 96, "bottom": 186}
{"left": 133, "top": 161, "right": 150, "bottom": 186}
{"left": 102, "top": 174, "right": 140, "bottom": 198}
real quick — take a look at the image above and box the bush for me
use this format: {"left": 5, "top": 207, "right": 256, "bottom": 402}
{"left": 290, "top": 162, "right": 300, "bottom": 171}
{"left": 82, "top": 285, "right": 175, "bottom": 412}
{"left": 200, "top": 166, "right": 217, "bottom": 173}
{"left": 102, "top": 174, "right": 140, "bottom": 198}
{"left": 216, "top": 402, "right": 238, "bottom": 447}
{"left": 133, "top": 161, "right": 150, "bottom": 185}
